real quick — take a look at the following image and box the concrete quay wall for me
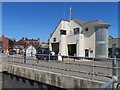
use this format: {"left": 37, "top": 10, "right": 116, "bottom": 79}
{"left": 2, "top": 63, "right": 104, "bottom": 89}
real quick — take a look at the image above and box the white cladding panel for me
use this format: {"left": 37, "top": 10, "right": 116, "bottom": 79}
{"left": 67, "top": 35, "right": 79, "bottom": 44}
{"left": 83, "top": 26, "right": 95, "bottom": 58}
{"left": 26, "top": 46, "right": 36, "bottom": 57}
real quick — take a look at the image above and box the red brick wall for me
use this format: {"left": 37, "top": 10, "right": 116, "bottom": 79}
{"left": 0, "top": 36, "right": 9, "bottom": 51}
{"left": 2, "top": 37, "right": 9, "bottom": 51}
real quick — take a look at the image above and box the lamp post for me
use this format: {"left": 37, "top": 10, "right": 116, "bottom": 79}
{"left": 23, "top": 42, "right": 26, "bottom": 64}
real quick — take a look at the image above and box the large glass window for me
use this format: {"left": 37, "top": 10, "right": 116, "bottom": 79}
{"left": 60, "top": 30, "right": 66, "bottom": 35}
{"left": 96, "top": 43, "right": 106, "bottom": 56}
{"left": 74, "top": 28, "right": 79, "bottom": 34}
{"left": 95, "top": 26, "right": 108, "bottom": 58}
{"left": 96, "top": 29, "right": 107, "bottom": 41}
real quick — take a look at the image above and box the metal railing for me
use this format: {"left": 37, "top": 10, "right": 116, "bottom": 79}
{"left": 98, "top": 73, "right": 120, "bottom": 89}
{"left": 7, "top": 54, "right": 120, "bottom": 70}
{"left": 2, "top": 43, "right": 120, "bottom": 88}
{"left": 2, "top": 53, "right": 120, "bottom": 82}
{"left": 98, "top": 44, "right": 120, "bottom": 89}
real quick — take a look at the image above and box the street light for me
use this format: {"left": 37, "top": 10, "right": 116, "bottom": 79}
{"left": 23, "top": 42, "right": 26, "bottom": 64}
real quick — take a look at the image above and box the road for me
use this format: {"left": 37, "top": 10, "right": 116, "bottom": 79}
{"left": 1, "top": 54, "right": 120, "bottom": 82}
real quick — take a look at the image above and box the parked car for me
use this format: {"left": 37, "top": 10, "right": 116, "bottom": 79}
{"left": 9, "top": 50, "right": 17, "bottom": 55}
{"left": 36, "top": 49, "right": 57, "bottom": 60}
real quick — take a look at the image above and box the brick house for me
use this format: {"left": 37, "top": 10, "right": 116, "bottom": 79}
{"left": 14, "top": 37, "right": 40, "bottom": 54}
{"left": 0, "top": 35, "right": 15, "bottom": 52}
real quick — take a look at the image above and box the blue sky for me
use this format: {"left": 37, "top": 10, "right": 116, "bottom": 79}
{"left": 0, "top": 2, "right": 2, "bottom": 36}
{"left": 2, "top": 2, "right": 118, "bottom": 41}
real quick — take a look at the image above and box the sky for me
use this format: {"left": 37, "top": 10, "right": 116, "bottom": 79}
{"left": 2, "top": 2, "right": 118, "bottom": 41}
{"left": 0, "top": 2, "right": 2, "bottom": 36}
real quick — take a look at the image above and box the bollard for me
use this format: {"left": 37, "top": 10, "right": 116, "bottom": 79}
{"left": 37, "top": 59, "right": 39, "bottom": 63}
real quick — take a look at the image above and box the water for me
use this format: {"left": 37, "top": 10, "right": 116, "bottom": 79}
{"left": 1, "top": 72, "right": 66, "bottom": 90}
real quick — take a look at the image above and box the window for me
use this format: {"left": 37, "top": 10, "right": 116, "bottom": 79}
{"left": 53, "top": 38, "right": 56, "bottom": 42}
{"left": 60, "top": 30, "right": 66, "bottom": 35}
{"left": 85, "top": 28, "right": 88, "bottom": 32}
{"left": 74, "top": 28, "right": 79, "bottom": 34}
{"left": 96, "top": 28, "right": 107, "bottom": 41}
{"left": 90, "top": 50, "right": 93, "bottom": 53}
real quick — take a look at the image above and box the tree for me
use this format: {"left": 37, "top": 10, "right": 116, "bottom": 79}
{"left": 34, "top": 45, "right": 42, "bottom": 53}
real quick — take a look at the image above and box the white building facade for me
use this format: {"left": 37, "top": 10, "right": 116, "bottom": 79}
{"left": 49, "top": 19, "right": 111, "bottom": 58}
{"left": 26, "top": 45, "right": 36, "bottom": 57}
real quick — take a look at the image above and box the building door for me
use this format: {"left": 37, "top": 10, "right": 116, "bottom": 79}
{"left": 68, "top": 44, "right": 76, "bottom": 56}
{"left": 85, "top": 49, "right": 89, "bottom": 57}
{"left": 51, "top": 43, "right": 59, "bottom": 54}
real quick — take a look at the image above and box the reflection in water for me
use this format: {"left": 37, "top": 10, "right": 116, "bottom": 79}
{"left": 2, "top": 72, "right": 66, "bottom": 90}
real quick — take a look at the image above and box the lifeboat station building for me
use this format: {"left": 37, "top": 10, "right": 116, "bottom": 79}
{"left": 49, "top": 19, "right": 111, "bottom": 58}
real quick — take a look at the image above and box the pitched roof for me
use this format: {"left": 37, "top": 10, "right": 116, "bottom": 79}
{"left": 15, "top": 39, "right": 26, "bottom": 45}
{"left": 25, "top": 42, "right": 39, "bottom": 48}
{"left": 26, "top": 38, "right": 39, "bottom": 41}
{"left": 48, "top": 19, "right": 69, "bottom": 41}
{"left": 84, "top": 20, "right": 111, "bottom": 26}
{"left": 72, "top": 19, "right": 87, "bottom": 26}
{"left": 49, "top": 19, "right": 111, "bottom": 41}
{"left": 0, "top": 35, "right": 16, "bottom": 42}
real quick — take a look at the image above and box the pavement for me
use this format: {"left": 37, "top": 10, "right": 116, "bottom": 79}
{"left": 1, "top": 53, "right": 120, "bottom": 82}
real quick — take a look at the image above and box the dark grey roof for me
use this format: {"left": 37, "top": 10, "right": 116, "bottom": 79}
{"left": 72, "top": 19, "right": 87, "bottom": 26}
{"left": 84, "top": 20, "right": 111, "bottom": 26}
